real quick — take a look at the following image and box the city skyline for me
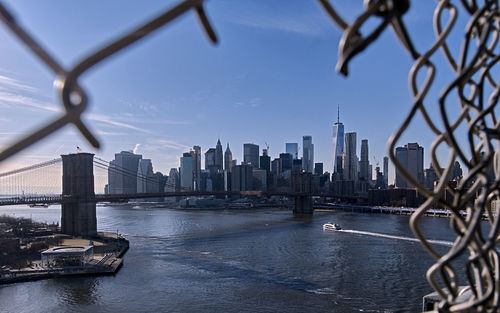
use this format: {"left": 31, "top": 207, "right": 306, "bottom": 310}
{"left": 0, "top": 1, "right": 466, "bottom": 186}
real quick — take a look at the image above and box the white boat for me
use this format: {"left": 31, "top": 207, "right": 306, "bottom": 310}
{"left": 29, "top": 203, "right": 49, "bottom": 208}
{"left": 323, "top": 222, "right": 341, "bottom": 231}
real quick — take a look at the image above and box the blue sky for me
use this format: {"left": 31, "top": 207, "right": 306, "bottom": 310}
{"left": 0, "top": 1, "right": 473, "bottom": 184}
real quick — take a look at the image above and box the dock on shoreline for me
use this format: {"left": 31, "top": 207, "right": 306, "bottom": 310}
{"left": 0, "top": 232, "right": 129, "bottom": 285}
{"left": 314, "top": 203, "right": 494, "bottom": 219}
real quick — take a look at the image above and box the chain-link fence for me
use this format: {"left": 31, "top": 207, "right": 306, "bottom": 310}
{"left": 0, "top": 0, "right": 217, "bottom": 162}
{"left": 1, "top": 0, "right": 499, "bottom": 311}
{"left": 320, "top": 0, "right": 500, "bottom": 311}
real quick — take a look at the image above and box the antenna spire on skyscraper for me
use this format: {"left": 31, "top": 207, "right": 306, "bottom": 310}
{"left": 337, "top": 104, "right": 340, "bottom": 123}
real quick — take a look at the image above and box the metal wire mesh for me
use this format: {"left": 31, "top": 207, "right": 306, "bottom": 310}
{"left": 319, "top": 0, "right": 500, "bottom": 311}
{"left": 1, "top": 0, "right": 499, "bottom": 311}
{"left": 0, "top": 0, "right": 217, "bottom": 163}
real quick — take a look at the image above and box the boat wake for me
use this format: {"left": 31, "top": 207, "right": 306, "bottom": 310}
{"left": 339, "top": 229, "right": 453, "bottom": 247}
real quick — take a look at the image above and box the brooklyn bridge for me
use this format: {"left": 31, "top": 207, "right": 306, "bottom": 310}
{"left": 0, "top": 153, "right": 337, "bottom": 237}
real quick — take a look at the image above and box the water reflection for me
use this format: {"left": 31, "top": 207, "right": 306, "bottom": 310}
{"left": 47, "top": 278, "right": 101, "bottom": 306}
{"left": 0, "top": 205, "right": 470, "bottom": 312}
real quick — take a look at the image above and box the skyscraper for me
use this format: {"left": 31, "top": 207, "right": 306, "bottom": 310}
{"left": 137, "top": 159, "right": 155, "bottom": 193}
{"left": 452, "top": 161, "right": 463, "bottom": 180}
{"left": 314, "top": 163, "right": 324, "bottom": 175}
{"left": 359, "top": 139, "right": 370, "bottom": 181}
{"left": 224, "top": 143, "right": 233, "bottom": 173}
{"left": 285, "top": 143, "right": 298, "bottom": 159}
{"left": 231, "top": 164, "right": 253, "bottom": 191}
{"left": 108, "top": 150, "right": 142, "bottom": 194}
{"left": 302, "top": 136, "right": 314, "bottom": 173}
{"left": 180, "top": 152, "right": 194, "bottom": 190}
{"left": 192, "top": 145, "right": 201, "bottom": 190}
{"left": 205, "top": 148, "right": 216, "bottom": 172}
{"left": 260, "top": 148, "right": 271, "bottom": 173}
{"left": 243, "top": 143, "right": 259, "bottom": 168}
{"left": 343, "top": 132, "right": 357, "bottom": 181}
{"left": 279, "top": 153, "right": 293, "bottom": 174}
{"left": 165, "top": 168, "right": 179, "bottom": 192}
{"left": 215, "top": 139, "right": 223, "bottom": 171}
{"left": 395, "top": 143, "right": 424, "bottom": 188}
{"left": 271, "top": 158, "right": 280, "bottom": 176}
{"left": 383, "top": 156, "right": 389, "bottom": 187}
{"left": 332, "top": 106, "right": 344, "bottom": 174}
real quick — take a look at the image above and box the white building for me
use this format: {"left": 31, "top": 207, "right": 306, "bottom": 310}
{"left": 41, "top": 246, "right": 93, "bottom": 268}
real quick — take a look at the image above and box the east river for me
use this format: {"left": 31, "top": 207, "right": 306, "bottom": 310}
{"left": 0, "top": 204, "right": 461, "bottom": 312}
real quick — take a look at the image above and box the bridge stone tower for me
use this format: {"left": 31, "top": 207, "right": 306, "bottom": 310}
{"left": 61, "top": 153, "right": 97, "bottom": 237}
{"left": 292, "top": 172, "right": 314, "bottom": 215}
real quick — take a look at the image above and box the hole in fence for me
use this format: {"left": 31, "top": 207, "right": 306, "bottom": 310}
{"left": 70, "top": 91, "right": 82, "bottom": 106}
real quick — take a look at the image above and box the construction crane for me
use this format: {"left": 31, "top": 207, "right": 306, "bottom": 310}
{"left": 264, "top": 142, "right": 270, "bottom": 156}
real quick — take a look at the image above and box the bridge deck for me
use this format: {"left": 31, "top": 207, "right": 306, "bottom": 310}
{"left": 0, "top": 191, "right": 361, "bottom": 206}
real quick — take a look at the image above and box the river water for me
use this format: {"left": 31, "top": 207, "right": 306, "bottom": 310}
{"left": 0, "top": 204, "right": 461, "bottom": 312}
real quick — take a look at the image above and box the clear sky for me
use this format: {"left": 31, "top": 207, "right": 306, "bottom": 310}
{"left": 0, "top": 1, "right": 472, "bottom": 184}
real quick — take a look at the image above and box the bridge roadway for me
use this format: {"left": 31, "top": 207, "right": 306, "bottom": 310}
{"left": 0, "top": 191, "right": 361, "bottom": 206}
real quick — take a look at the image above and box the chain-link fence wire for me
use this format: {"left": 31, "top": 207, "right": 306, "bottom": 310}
{"left": 1, "top": 0, "right": 499, "bottom": 311}
{"left": 0, "top": 0, "right": 217, "bottom": 163}
{"left": 319, "top": 0, "right": 500, "bottom": 311}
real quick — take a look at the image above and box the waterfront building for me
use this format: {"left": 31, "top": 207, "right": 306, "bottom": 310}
{"left": 271, "top": 158, "right": 280, "bottom": 176}
{"left": 137, "top": 159, "right": 155, "bottom": 193}
{"left": 192, "top": 145, "right": 201, "bottom": 190}
{"left": 395, "top": 142, "right": 424, "bottom": 188}
{"left": 212, "top": 171, "right": 225, "bottom": 192}
{"left": 452, "top": 161, "right": 462, "bottom": 180}
{"left": 285, "top": 143, "right": 299, "bottom": 159}
{"left": 108, "top": 150, "right": 142, "bottom": 194}
{"left": 302, "top": 136, "right": 314, "bottom": 173}
{"left": 107, "top": 161, "right": 116, "bottom": 195}
{"left": 153, "top": 172, "right": 167, "bottom": 193}
{"left": 314, "top": 163, "right": 323, "bottom": 175}
{"left": 343, "top": 132, "right": 357, "bottom": 182}
{"left": 215, "top": 139, "right": 223, "bottom": 171}
{"left": 243, "top": 143, "right": 259, "bottom": 168}
{"left": 164, "top": 168, "right": 179, "bottom": 203}
{"left": 205, "top": 148, "right": 217, "bottom": 175}
{"left": 165, "top": 168, "right": 179, "bottom": 192}
{"left": 359, "top": 139, "right": 370, "bottom": 181}
{"left": 203, "top": 170, "right": 213, "bottom": 191}
{"left": 199, "top": 170, "right": 211, "bottom": 191}
{"left": 231, "top": 164, "right": 253, "bottom": 191}
{"left": 253, "top": 168, "right": 267, "bottom": 191}
{"left": 424, "top": 164, "right": 438, "bottom": 190}
{"left": 259, "top": 148, "right": 271, "bottom": 173}
{"left": 224, "top": 143, "right": 233, "bottom": 173}
{"left": 41, "top": 246, "right": 94, "bottom": 268}
{"left": 383, "top": 156, "right": 389, "bottom": 186}
{"left": 292, "top": 159, "right": 303, "bottom": 175}
{"left": 332, "top": 106, "right": 344, "bottom": 174}
{"left": 224, "top": 170, "right": 231, "bottom": 191}
{"left": 374, "top": 166, "right": 385, "bottom": 189}
{"left": 180, "top": 152, "right": 194, "bottom": 190}
{"left": 279, "top": 153, "right": 293, "bottom": 175}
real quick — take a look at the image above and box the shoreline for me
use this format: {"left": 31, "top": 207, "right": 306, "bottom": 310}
{"left": 0, "top": 232, "right": 129, "bottom": 285}
{"left": 314, "top": 203, "right": 494, "bottom": 219}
